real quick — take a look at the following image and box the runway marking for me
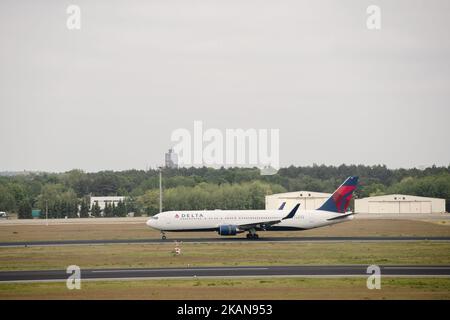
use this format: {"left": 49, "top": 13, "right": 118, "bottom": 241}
{"left": 91, "top": 267, "right": 269, "bottom": 273}
{"left": 2, "top": 265, "right": 450, "bottom": 282}
{"left": 2, "top": 274, "right": 450, "bottom": 284}
{"left": 1, "top": 237, "right": 450, "bottom": 248}
{"left": 384, "top": 266, "right": 450, "bottom": 270}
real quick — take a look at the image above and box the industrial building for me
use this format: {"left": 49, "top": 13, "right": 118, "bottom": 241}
{"left": 355, "top": 194, "right": 446, "bottom": 214}
{"left": 165, "top": 148, "right": 178, "bottom": 168}
{"left": 90, "top": 196, "right": 126, "bottom": 211}
{"left": 267, "top": 191, "right": 446, "bottom": 215}
{"left": 265, "top": 191, "right": 332, "bottom": 211}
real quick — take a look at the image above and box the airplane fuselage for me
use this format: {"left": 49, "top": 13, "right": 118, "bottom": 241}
{"left": 146, "top": 209, "right": 353, "bottom": 233}
{"left": 146, "top": 176, "right": 359, "bottom": 239}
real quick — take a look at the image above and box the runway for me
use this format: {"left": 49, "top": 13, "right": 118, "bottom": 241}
{"left": 1, "top": 265, "right": 449, "bottom": 282}
{"left": 0, "top": 236, "right": 449, "bottom": 247}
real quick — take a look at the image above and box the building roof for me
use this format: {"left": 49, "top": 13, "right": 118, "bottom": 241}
{"left": 90, "top": 196, "right": 126, "bottom": 201}
{"left": 357, "top": 194, "right": 445, "bottom": 201}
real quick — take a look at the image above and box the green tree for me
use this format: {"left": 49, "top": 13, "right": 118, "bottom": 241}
{"left": 63, "top": 169, "right": 90, "bottom": 197}
{"left": 36, "top": 184, "right": 65, "bottom": 218}
{"left": 91, "top": 202, "right": 101, "bottom": 217}
{"left": 112, "top": 202, "right": 118, "bottom": 217}
{"left": 137, "top": 190, "right": 160, "bottom": 215}
{"left": 8, "top": 183, "right": 27, "bottom": 207}
{"left": 116, "top": 200, "right": 127, "bottom": 217}
{"left": 1, "top": 165, "right": 449, "bottom": 215}
{"left": 79, "top": 199, "right": 90, "bottom": 218}
{"left": 125, "top": 198, "right": 140, "bottom": 216}
{"left": 0, "top": 185, "right": 15, "bottom": 212}
{"left": 104, "top": 202, "right": 113, "bottom": 217}
{"left": 18, "top": 200, "right": 32, "bottom": 219}
{"left": 60, "top": 189, "right": 78, "bottom": 218}
{"left": 360, "top": 183, "right": 386, "bottom": 198}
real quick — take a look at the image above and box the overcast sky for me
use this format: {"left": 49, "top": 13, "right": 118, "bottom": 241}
{"left": 0, "top": 0, "right": 449, "bottom": 172}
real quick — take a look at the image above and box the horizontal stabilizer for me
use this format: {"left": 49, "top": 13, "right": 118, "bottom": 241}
{"left": 327, "top": 213, "right": 355, "bottom": 221}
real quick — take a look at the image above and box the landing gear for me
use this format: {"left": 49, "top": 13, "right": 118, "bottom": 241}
{"left": 161, "top": 232, "right": 167, "bottom": 240}
{"left": 246, "top": 229, "right": 259, "bottom": 240}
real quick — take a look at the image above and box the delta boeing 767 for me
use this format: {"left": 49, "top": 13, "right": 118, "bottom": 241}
{"left": 146, "top": 176, "right": 358, "bottom": 239}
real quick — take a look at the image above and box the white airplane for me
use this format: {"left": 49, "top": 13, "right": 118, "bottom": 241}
{"left": 146, "top": 176, "right": 358, "bottom": 239}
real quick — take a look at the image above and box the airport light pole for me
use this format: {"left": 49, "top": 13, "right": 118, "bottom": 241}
{"left": 158, "top": 166, "right": 163, "bottom": 213}
{"left": 45, "top": 200, "right": 48, "bottom": 226}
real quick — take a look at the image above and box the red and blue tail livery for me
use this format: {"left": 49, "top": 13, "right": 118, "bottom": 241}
{"left": 317, "top": 176, "right": 359, "bottom": 213}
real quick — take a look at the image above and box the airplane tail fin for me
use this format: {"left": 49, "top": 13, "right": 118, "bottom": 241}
{"left": 317, "top": 176, "right": 358, "bottom": 213}
{"left": 278, "top": 202, "right": 286, "bottom": 210}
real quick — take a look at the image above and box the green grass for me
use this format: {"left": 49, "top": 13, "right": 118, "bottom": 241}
{"left": 1, "top": 277, "right": 449, "bottom": 299}
{"left": 1, "top": 219, "right": 449, "bottom": 243}
{"left": 0, "top": 242, "right": 449, "bottom": 271}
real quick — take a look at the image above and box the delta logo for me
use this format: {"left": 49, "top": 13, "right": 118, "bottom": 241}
{"left": 180, "top": 213, "right": 204, "bottom": 219}
{"left": 174, "top": 213, "right": 180, "bottom": 218}
{"left": 333, "top": 185, "right": 356, "bottom": 213}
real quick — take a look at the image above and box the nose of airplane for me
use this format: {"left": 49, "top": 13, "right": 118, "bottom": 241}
{"left": 146, "top": 218, "right": 154, "bottom": 228}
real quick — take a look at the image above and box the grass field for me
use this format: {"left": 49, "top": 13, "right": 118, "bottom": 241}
{"left": 1, "top": 277, "right": 449, "bottom": 299}
{"left": 0, "top": 219, "right": 449, "bottom": 243}
{"left": 1, "top": 242, "right": 449, "bottom": 271}
{"left": 1, "top": 218, "right": 449, "bottom": 300}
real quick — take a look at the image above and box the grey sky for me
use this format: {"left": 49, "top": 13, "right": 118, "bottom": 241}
{"left": 0, "top": 0, "right": 449, "bottom": 172}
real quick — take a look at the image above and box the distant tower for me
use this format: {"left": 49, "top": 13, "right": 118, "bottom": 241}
{"left": 165, "top": 148, "right": 178, "bottom": 169}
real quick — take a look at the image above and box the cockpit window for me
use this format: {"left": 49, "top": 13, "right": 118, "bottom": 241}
{"left": 149, "top": 216, "right": 159, "bottom": 220}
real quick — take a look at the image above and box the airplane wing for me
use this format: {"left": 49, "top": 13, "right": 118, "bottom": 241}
{"left": 237, "top": 204, "right": 300, "bottom": 231}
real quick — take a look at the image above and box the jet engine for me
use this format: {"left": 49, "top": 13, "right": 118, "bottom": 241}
{"left": 218, "top": 225, "right": 241, "bottom": 236}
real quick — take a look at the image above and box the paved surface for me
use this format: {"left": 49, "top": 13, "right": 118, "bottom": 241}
{"left": 0, "top": 213, "right": 448, "bottom": 225}
{"left": 1, "top": 265, "right": 449, "bottom": 282}
{"left": 0, "top": 236, "right": 449, "bottom": 247}
{"left": 0, "top": 217, "right": 148, "bottom": 225}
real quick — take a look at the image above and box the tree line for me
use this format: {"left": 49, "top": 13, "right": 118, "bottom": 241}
{"left": 0, "top": 164, "right": 448, "bottom": 218}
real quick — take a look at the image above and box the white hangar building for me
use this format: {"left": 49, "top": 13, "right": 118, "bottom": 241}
{"left": 266, "top": 191, "right": 332, "bottom": 211}
{"left": 90, "top": 196, "right": 126, "bottom": 210}
{"left": 355, "top": 194, "right": 446, "bottom": 214}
